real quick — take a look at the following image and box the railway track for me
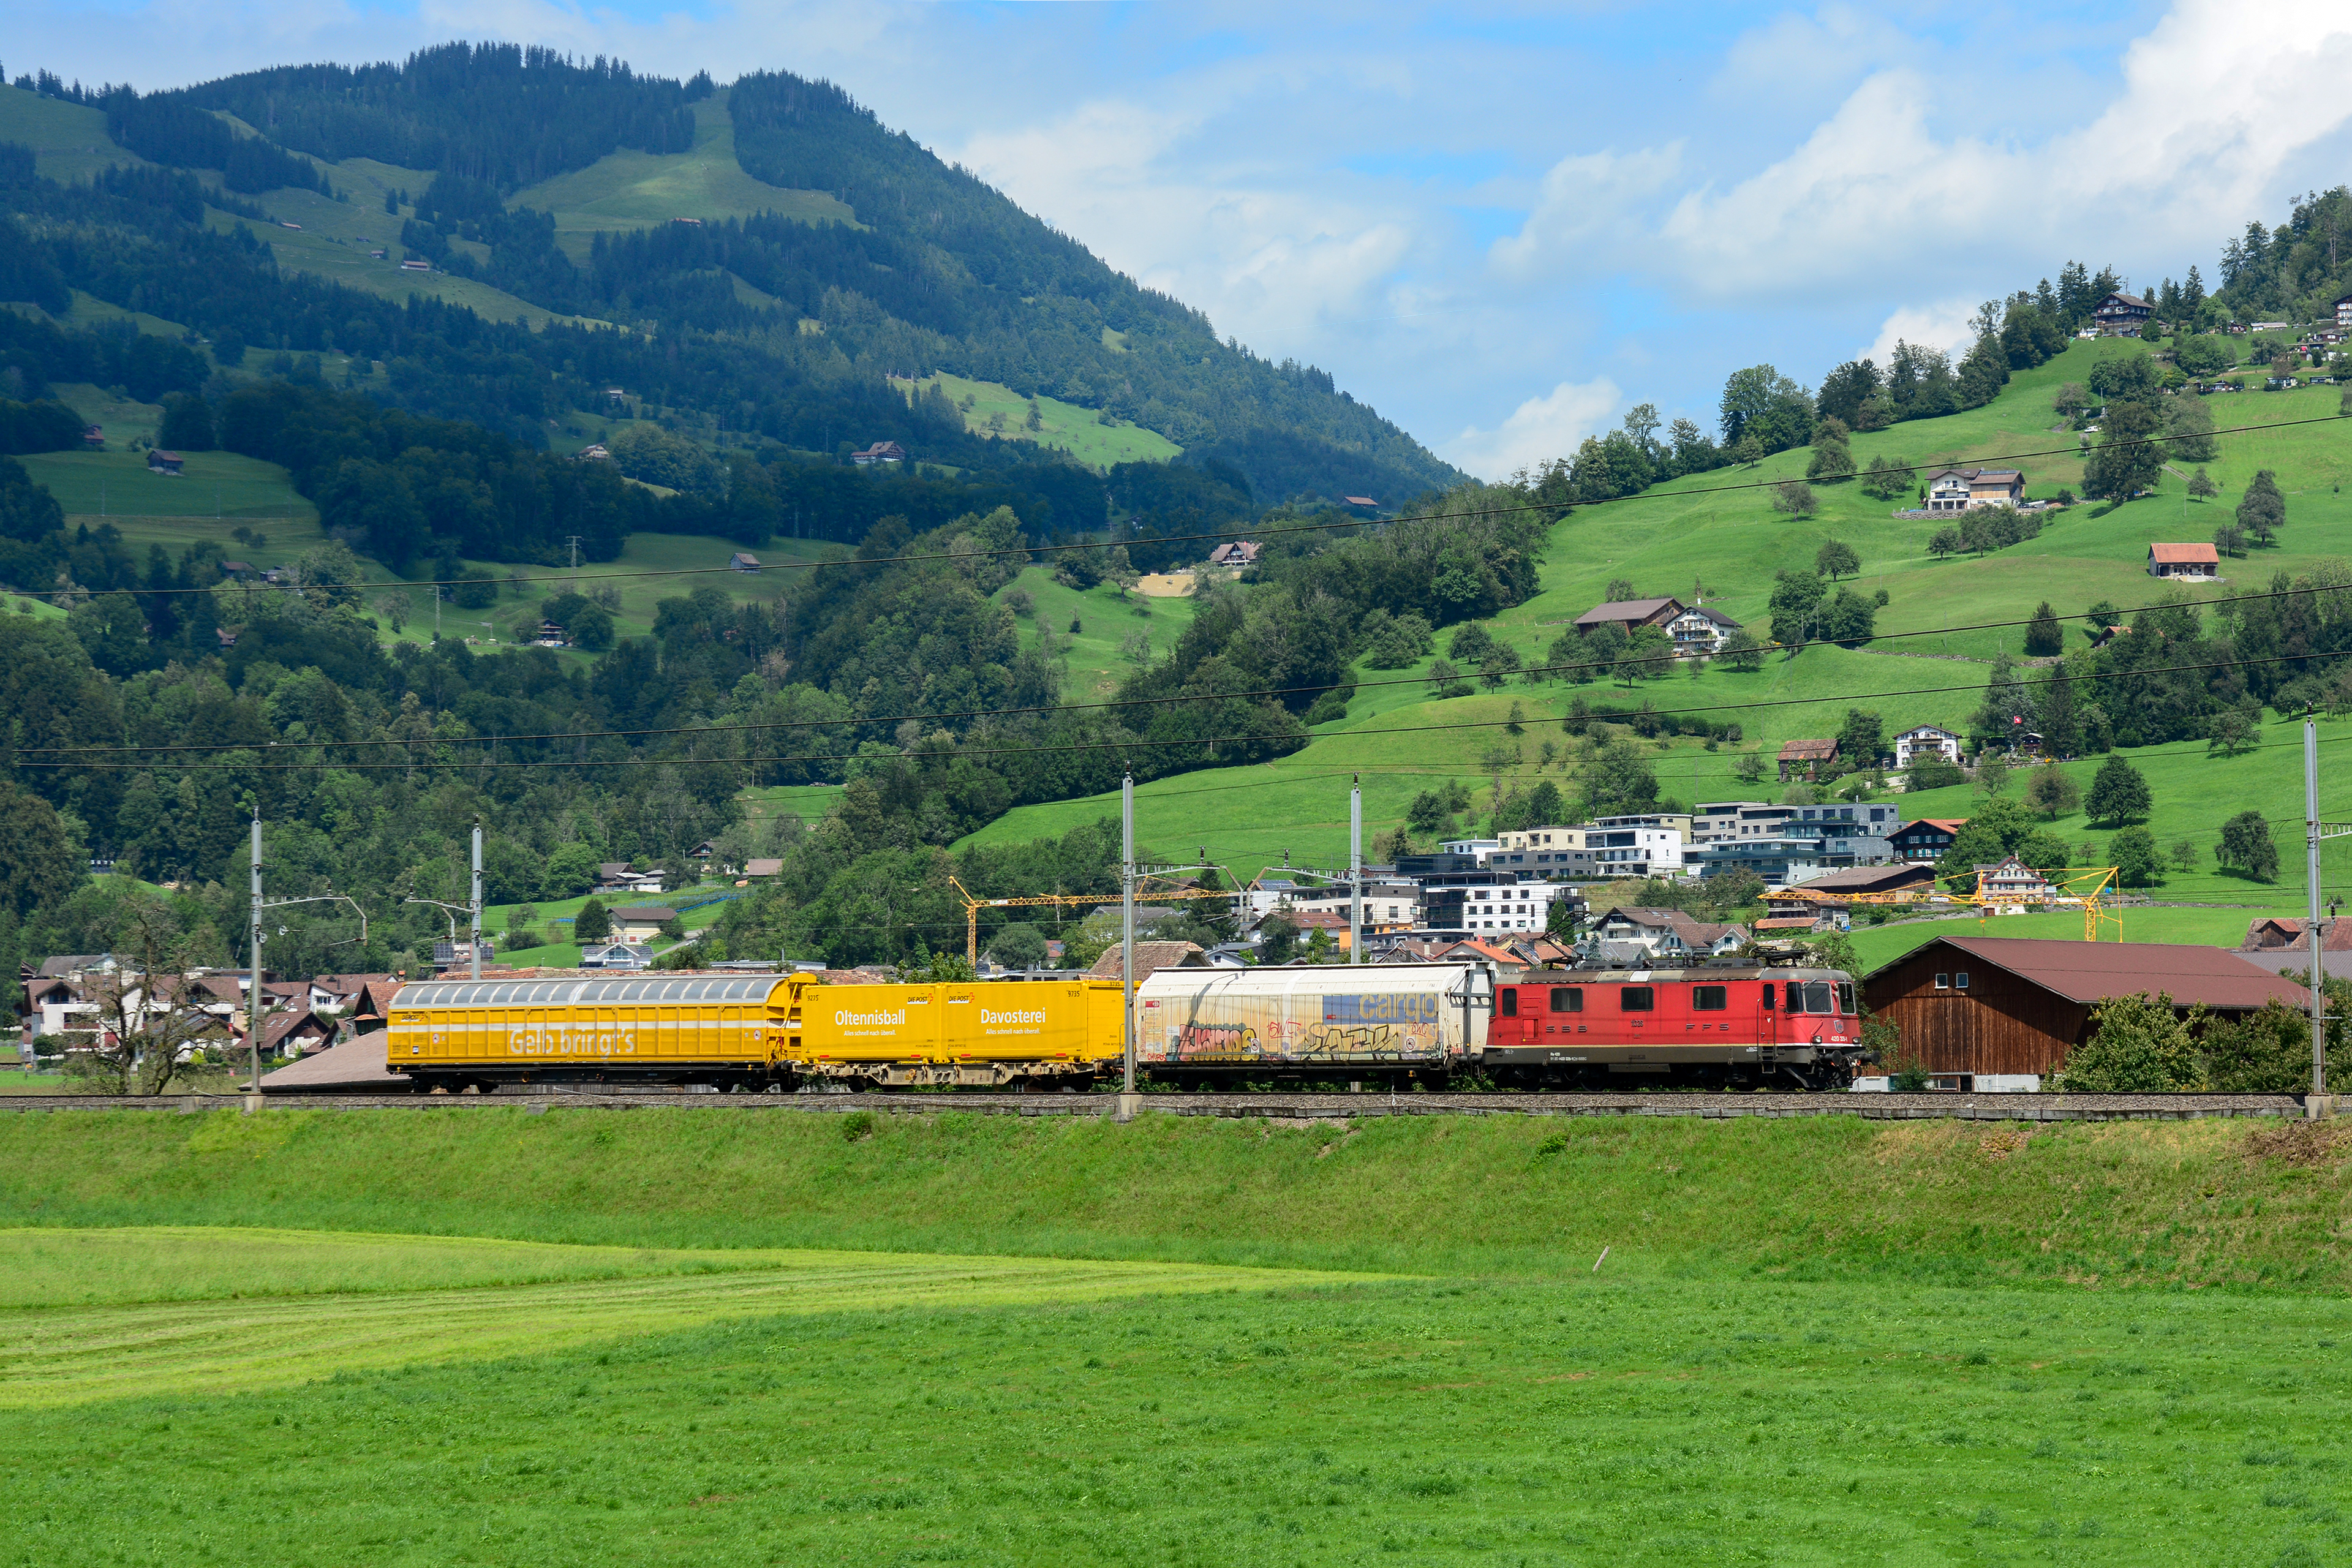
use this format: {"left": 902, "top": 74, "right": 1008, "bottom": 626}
{"left": 0, "top": 1088, "right": 2310, "bottom": 1121}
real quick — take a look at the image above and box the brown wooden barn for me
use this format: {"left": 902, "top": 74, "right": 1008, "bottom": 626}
{"left": 1862, "top": 936, "right": 2309, "bottom": 1080}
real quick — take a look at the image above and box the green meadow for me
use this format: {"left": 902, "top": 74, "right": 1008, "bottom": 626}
{"left": 907, "top": 369, "right": 1186, "bottom": 470}
{"left": 511, "top": 92, "right": 856, "bottom": 264}
{"left": 7, "top": 1109, "right": 2352, "bottom": 1563}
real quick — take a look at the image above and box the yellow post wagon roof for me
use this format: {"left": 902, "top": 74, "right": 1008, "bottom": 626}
{"left": 394, "top": 975, "right": 787, "bottom": 1009}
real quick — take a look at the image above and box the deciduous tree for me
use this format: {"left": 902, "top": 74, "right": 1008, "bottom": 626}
{"left": 2085, "top": 755, "right": 2151, "bottom": 825}
{"left": 2218, "top": 809, "right": 2278, "bottom": 881}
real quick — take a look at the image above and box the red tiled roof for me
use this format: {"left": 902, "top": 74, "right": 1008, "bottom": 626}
{"left": 2149, "top": 542, "right": 2218, "bottom": 564}
{"left": 1868, "top": 937, "right": 2309, "bottom": 1011}
{"left": 1778, "top": 738, "right": 1839, "bottom": 761}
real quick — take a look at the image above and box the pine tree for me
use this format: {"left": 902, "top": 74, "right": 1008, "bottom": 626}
{"left": 2086, "top": 755, "right": 2152, "bottom": 826}
{"left": 2022, "top": 602, "right": 2064, "bottom": 657}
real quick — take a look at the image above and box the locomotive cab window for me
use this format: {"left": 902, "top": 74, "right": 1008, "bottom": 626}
{"left": 1787, "top": 981, "right": 1834, "bottom": 1014}
{"left": 1619, "top": 987, "right": 1654, "bottom": 1012}
{"left": 1838, "top": 982, "right": 1856, "bottom": 1014}
{"left": 1760, "top": 987, "right": 1773, "bottom": 1009}
{"left": 1499, "top": 989, "right": 1519, "bottom": 1017}
{"left": 1692, "top": 985, "right": 1727, "bottom": 1011}
{"left": 1549, "top": 987, "right": 1583, "bottom": 1013}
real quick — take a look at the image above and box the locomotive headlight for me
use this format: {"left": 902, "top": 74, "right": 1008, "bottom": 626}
{"left": 1812, "top": 1031, "right": 1823, "bottom": 1044}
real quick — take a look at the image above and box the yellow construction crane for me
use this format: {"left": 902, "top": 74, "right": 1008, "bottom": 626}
{"left": 1774, "top": 865, "right": 2123, "bottom": 941}
{"left": 949, "top": 873, "right": 1236, "bottom": 964}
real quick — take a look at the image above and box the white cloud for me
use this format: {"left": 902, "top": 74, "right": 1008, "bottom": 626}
{"left": 1653, "top": 0, "right": 2352, "bottom": 298}
{"left": 1490, "top": 143, "right": 1681, "bottom": 282}
{"left": 1443, "top": 376, "right": 1619, "bottom": 481}
{"left": 1860, "top": 298, "right": 1979, "bottom": 367}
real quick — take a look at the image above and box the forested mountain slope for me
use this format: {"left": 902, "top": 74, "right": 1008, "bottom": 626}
{"left": 2, "top": 46, "right": 1458, "bottom": 508}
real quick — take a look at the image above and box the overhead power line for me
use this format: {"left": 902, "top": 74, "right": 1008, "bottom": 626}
{"left": 21, "top": 564, "right": 2352, "bottom": 760}
{"left": 18, "top": 644, "right": 2349, "bottom": 773}
{"left": 47, "top": 411, "right": 2347, "bottom": 597}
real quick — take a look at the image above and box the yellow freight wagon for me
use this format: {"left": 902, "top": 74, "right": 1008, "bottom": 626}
{"left": 797, "top": 978, "right": 1126, "bottom": 1087}
{"left": 385, "top": 973, "right": 1127, "bottom": 1092}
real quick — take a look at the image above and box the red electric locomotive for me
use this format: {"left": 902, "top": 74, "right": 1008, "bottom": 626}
{"left": 1480, "top": 963, "right": 1868, "bottom": 1088}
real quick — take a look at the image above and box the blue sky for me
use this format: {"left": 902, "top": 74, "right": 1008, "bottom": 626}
{"left": 13, "top": 1, "right": 2352, "bottom": 477}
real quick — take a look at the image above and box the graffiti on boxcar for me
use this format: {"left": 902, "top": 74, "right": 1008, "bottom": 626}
{"left": 1172, "top": 1022, "right": 1258, "bottom": 1059}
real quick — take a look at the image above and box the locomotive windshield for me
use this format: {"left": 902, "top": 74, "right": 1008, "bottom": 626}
{"left": 1785, "top": 981, "right": 1841, "bottom": 1014}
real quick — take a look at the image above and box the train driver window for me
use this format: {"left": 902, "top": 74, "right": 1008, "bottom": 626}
{"left": 1692, "top": 986, "right": 1727, "bottom": 1011}
{"left": 1619, "top": 987, "right": 1654, "bottom": 1012}
{"left": 1499, "top": 989, "right": 1519, "bottom": 1017}
{"left": 1761, "top": 986, "right": 1773, "bottom": 1009}
{"left": 1549, "top": 987, "right": 1583, "bottom": 1012}
{"left": 1838, "top": 982, "right": 1856, "bottom": 1014}
{"left": 1789, "top": 981, "right": 1833, "bottom": 1013}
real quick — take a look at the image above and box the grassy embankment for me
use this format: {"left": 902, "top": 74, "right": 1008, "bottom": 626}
{"left": 7, "top": 1110, "right": 2352, "bottom": 1561}
{"left": 968, "top": 341, "right": 2352, "bottom": 902}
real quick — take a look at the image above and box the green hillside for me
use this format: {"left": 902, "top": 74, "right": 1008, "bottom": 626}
{"left": 968, "top": 337, "right": 2352, "bottom": 909}
{"left": 511, "top": 94, "right": 856, "bottom": 262}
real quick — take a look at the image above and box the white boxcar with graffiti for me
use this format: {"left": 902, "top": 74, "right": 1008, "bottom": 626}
{"left": 1133, "top": 963, "right": 1492, "bottom": 1076}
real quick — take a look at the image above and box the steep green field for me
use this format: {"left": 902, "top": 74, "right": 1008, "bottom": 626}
{"left": 970, "top": 341, "right": 2352, "bottom": 894}
{"left": 511, "top": 93, "right": 856, "bottom": 264}
{"left": 993, "top": 562, "right": 1199, "bottom": 704}
{"left": 905, "top": 370, "right": 1185, "bottom": 470}
{"left": 0, "top": 84, "right": 142, "bottom": 184}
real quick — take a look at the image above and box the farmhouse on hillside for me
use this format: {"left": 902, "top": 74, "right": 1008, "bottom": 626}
{"left": 1574, "top": 597, "right": 1683, "bottom": 635}
{"left": 1923, "top": 467, "right": 2026, "bottom": 513}
{"left": 1207, "top": 541, "right": 1261, "bottom": 568}
{"left": 1893, "top": 725, "right": 1963, "bottom": 769}
{"left": 851, "top": 441, "right": 907, "bottom": 466}
{"left": 2147, "top": 541, "right": 2219, "bottom": 579}
{"left": 1776, "top": 737, "right": 1839, "bottom": 782}
{"left": 146, "top": 449, "right": 183, "bottom": 475}
{"left": 1665, "top": 603, "right": 1741, "bottom": 654}
{"left": 2093, "top": 291, "right": 2153, "bottom": 336}
{"left": 1888, "top": 817, "right": 1966, "bottom": 862}
{"left": 1974, "top": 854, "right": 2054, "bottom": 903}
{"left": 1863, "top": 936, "right": 2307, "bottom": 1084}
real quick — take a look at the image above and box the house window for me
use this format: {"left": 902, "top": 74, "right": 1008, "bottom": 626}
{"left": 1954, "top": 972, "right": 1970, "bottom": 990}
{"left": 1934, "top": 973, "right": 1950, "bottom": 990}
{"left": 1693, "top": 986, "right": 1727, "bottom": 1011}
{"left": 1550, "top": 987, "right": 1583, "bottom": 1013}
{"left": 1619, "top": 987, "right": 1654, "bottom": 1012}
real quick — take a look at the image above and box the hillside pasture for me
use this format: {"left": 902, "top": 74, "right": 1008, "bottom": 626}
{"left": 904, "top": 369, "right": 1184, "bottom": 470}
{"left": 510, "top": 93, "right": 856, "bottom": 265}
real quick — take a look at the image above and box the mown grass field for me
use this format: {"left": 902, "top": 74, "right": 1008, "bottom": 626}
{"left": 511, "top": 93, "right": 856, "bottom": 265}
{"left": 904, "top": 369, "right": 1185, "bottom": 470}
{"left": 7, "top": 1110, "right": 2352, "bottom": 1563}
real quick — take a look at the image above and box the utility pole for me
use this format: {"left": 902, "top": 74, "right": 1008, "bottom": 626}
{"left": 1121, "top": 771, "right": 1136, "bottom": 1096}
{"left": 565, "top": 535, "right": 581, "bottom": 571}
{"left": 470, "top": 818, "right": 484, "bottom": 981}
{"left": 248, "top": 807, "right": 263, "bottom": 1094}
{"left": 2309, "top": 717, "right": 2326, "bottom": 1101}
{"left": 1349, "top": 774, "right": 1362, "bottom": 965}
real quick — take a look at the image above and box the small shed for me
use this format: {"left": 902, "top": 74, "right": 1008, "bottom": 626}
{"left": 728, "top": 552, "right": 761, "bottom": 573}
{"left": 146, "top": 450, "right": 184, "bottom": 475}
{"left": 1862, "top": 936, "right": 2309, "bottom": 1079}
{"left": 2149, "top": 542, "right": 2218, "bottom": 579}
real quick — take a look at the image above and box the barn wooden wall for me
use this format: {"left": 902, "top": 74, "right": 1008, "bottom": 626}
{"left": 1864, "top": 944, "right": 2089, "bottom": 1076}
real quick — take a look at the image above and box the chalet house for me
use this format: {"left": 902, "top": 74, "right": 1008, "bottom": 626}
{"left": 1572, "top": 597, "right": 1683, "bottom": 635}
{"left": 1665, "top": 603, "right": 1741, "bottom": 654}
{"left": 1341, "top": 496, "right": 1379, "bottom": 511}
{"left": 1924, "top": 467, "right": 2025, "bottom": 513}
{"left": 1888, "top": 818, "right": 1966, "bottom": 863}
{"left": 850, "top": 441, "right": 907, "bottom": 466}
{"left": 1586, "top": 905, "right": 1746, "bottom": 959}
{"left": 2338, "top": 293, "right": 2352, "bottom": 330}
{"left": 728, "top": 552, "right": 761, "bottom": 573}
{"left": 2147, "top": 541, "right": 2219, "bottom": 579}
{"left": 214, "top": 627, "right": 239, "bottom": 649}
{"left": 2242, "top": 916, "right": 2352, "bottom": 953}
{"left": 1893, "top": 725, "right": 1962, "bottom": 769}
{"left": 1777, "top": 737, "right": 1839, "bottom": 782}
{"left": 146, "top": 450, "right": 183, "bottom": 475}
{"left": 741, "top": 858, "right": 784, "bottom": 880}
{"left": 400, "top": 258, "right": 432, "bottom": 271}
{"left": 2093, "top": 291, "right": 2153, "bottom": 336}
{"left": 1863, "top": 936, "right": 2307, "bottom": 1082}
{"left": 1974, "top": 854, "right": 2054, "bottom": 903}
{"left": 1207, "top": 541, "right": 1261, "bottom": 568}
{"left": 611, "top": 906, "right": 680, "bottom": 943}
{"left": 80, "top": 424, "right": 103, "bottom": 450}
{"left": 572, "top": 443, "right": 611, "bottom": 462}
{"left": 578, "top": 943, "right": 653, "bottom": 970}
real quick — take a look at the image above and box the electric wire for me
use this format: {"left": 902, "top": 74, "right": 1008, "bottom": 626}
{"left": 48, "top": 411, "right": 2348, "bottom": 597}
